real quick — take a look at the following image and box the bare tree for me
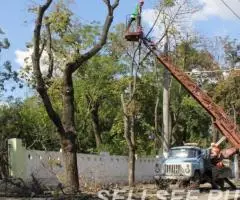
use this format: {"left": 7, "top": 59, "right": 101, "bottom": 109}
{"left": 31, "top": 0, "right": 119, "bottom": 192}
{"left": 150, "top": 0, "right": 201, "bottom": 155}
{"left": 121, "top": 39, "right": 142, "bottom": 186}
{"left": 121, "top": 94, "right": 137, "bottom": 186}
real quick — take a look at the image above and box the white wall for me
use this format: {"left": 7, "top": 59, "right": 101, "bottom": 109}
{"left": 9, "top": 139, "right": 156, "bottom": 186}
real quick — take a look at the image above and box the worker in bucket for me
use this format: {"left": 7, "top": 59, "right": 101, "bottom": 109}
{"left": 126, "top": 0, "right": 144, "bottom": 32}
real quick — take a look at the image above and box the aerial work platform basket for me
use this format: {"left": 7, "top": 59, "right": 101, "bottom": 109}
{"left": 124, "top": 14, "right": 143, "bottom": 42}
{"left": 125, "top": 30, "right": 143, "bottom": 42}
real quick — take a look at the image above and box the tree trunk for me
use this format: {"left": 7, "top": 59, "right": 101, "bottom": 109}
{"left": 62, "top": 69, "right": 79, "bottom": 192}
{"left": 128, "top": 146, "right": 135, "bottom": 186}
{"left": 121, "top": 95, "right": 136, "bottom": 186}
{"left": 91, "top": 113, "right": 102, "bottom": 149}
{"left": 61, "top": 136, "right": 79, "bottom": 192}
{"left": 129, "top": 115, "right": 136, "bottom": 186}
{"left": 31, "top": 0, "right": 119, "bottom": 194}
{"left": 123, "top": 113, "right": 136, "bottom": 186}
{"left": 88, "top": 99, "right": 102, "bottom": 148}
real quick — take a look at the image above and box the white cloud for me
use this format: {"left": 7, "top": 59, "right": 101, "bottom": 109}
{"left": 142, "top": 9, "right": 164, "bottom": 39}
{"left": 15, "top": 49, "right": 33, "bottom": 66}
{"left": 142, "top": 0, "right": 240, "bottom": 34}
{"left": 193, "top": 0, "right": 240, "bottom": 21}
{"left": 142, "top": 7, "right": 195, "bottom": 40}
{"left": 141, "top": 0, "right": 240, "bottom": 41}
{"left": 15, "top": 48, "right": 64, "bottom": 82}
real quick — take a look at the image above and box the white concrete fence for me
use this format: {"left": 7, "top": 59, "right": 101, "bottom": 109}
{"left": 8, "top": 138, "right": 156, "bottom": 186}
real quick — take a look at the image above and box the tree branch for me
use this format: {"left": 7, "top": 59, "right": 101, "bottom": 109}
{"left": 45, "top": 17, "right": 54, "bottom": 79}
{"left": 102, "top": 0, "right": 111, "bottom": 12}
{"left": 140, "top": 1, "right": 185, "bottom": 65}
{"left": 67, "top": 0, "right": 120, "bottom": 73}
{"left": 121, "top": 94, "right": 134, "bottom": 148}
{"left": 112, "top": 0, "right": 119, "bottom": 9}
{"left": 32, "top": 0, "right": 65, "bottom": 136}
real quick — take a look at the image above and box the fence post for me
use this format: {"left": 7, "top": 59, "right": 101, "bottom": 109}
{"left": 8, "top": 138, "right": 26, "bottom": 180}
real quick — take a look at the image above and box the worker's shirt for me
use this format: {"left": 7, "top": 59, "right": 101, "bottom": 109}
{"left": 131, "top": 4, "right": 141, "bottom": 18}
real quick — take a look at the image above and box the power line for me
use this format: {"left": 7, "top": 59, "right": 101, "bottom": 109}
{"left": 219, "top": 0, "right": 240, "bottom": 21}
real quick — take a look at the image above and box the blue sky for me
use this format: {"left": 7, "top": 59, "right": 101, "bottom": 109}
{"left": 0, "top": 0, "right": 239, "bottom": 100}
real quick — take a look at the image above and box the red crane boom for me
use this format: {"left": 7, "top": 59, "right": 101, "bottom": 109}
{"left": 141, "top": 38, "right": 240, "bottom": 148}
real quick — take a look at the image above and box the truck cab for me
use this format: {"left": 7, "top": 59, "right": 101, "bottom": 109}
{"left": 154, "top": 146, "right": 204, "bottom": 184}
{"left": 154, "top": 144, "right": 234, "bottom": 189}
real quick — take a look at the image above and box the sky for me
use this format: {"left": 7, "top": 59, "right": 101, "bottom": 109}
{"left": 0, "top": 0, "right": 240, "bottom": 100}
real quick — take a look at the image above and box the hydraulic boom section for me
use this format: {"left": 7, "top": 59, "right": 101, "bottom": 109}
{"left": 142, "top": 38, "right": 240, "bottom": 148}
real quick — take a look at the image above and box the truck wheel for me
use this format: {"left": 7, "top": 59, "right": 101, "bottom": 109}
{"left": 155, "top": 178, "right": 168, "bottom": 190}
{"left": 189, "top": 171, "right": 200, "bottom": 189}
{"left": 179, "top": 180, "right": 189, "bottom": 189}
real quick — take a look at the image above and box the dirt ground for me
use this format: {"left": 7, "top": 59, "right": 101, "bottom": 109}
{"left": 1, "top": 183, "right": 240, "bottom": 200}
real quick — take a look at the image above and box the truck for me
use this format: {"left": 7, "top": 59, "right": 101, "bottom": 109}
{"left": 124, "top": 7, "right": 240, "bottom": 190}
{"left": 154, "top": 145, "right": 235, "bottom": 190}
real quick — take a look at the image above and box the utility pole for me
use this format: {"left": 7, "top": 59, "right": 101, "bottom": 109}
{"left": 232, "top": 106, "right": 239, "bottom": 180}
{"left": 162, "top": 34, "right": 170, "bottom": 157}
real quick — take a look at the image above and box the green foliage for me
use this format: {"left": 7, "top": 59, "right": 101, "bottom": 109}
{"left": 213, "top": 75, "right": 240, "bottom": 124}
{"left": 175, "top": 39, "right": 219, "bottom": 72}
{"left": 163, "top": 0, "right": 175, "bottom": 7}
{"left": 0, "top": 27, "right": 10, "bottom": 50}
{"left": 168, "top": 39, "right": 219, "bottom": 148}
{"left": 0, "top": 28, "right": 22, "bottom": 93}
{"left": 222, "top": 38, "right": 240, "bottom": 68}
{"left": 2, "top": 15, "right": 235, "bottom": 157}
{"left": 181, "top": 96, "right": 211, "bottom": 144}
{"left": 47, "top": 1, "right": 72, "bottom": 35}
{"left": 73, "top": 55, "right": 125, "bottom": 153}
{"left": 0, "top": 38, "right": 10, "bottom": 50}
{"left": 0, "top": 98, "right": 60, "bottom": 150}
{"left": 0, "top": 102, "right": 22, "bottom": 138}
{"left": 46, "top": 2, "right": 102, "bottom": 59}
{"left": 168, "top": 78, "right": 212, "bottom": 148}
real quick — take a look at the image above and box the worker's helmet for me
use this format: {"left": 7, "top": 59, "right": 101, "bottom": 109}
{"left": 139, "top": 0, "right": 144, "bottom": 4}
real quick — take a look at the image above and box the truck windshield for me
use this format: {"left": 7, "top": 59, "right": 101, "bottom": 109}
{"left": 169, "top": 148, "right": 197, "bottom": 158}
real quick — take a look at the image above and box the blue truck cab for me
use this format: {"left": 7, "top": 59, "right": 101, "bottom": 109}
{"left": 154, "top": 145, "right": 204, "bottom": 182}
{"left": 154, "top": 144, "right": 234, "bottom": 189}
